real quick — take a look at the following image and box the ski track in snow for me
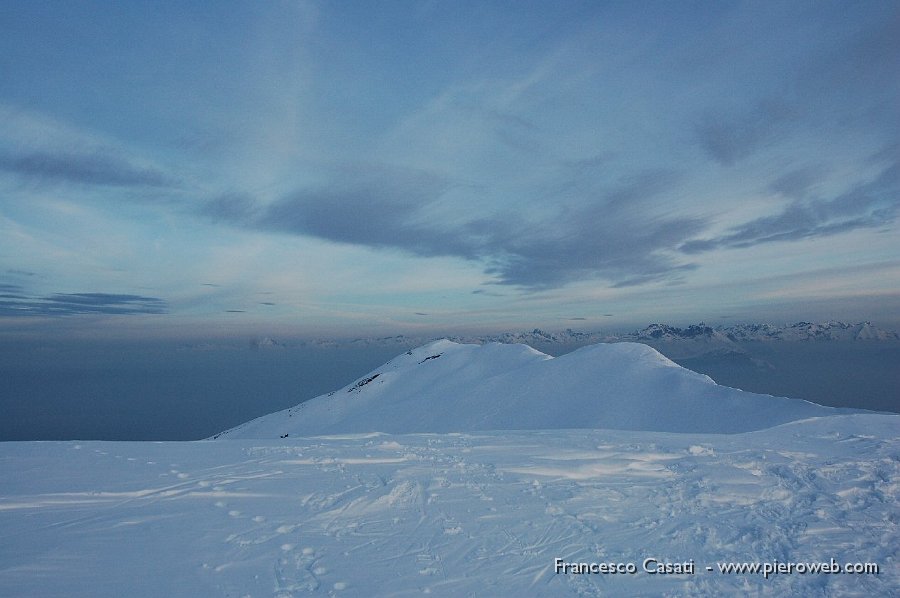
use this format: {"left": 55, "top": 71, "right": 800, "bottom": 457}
{"left": 1, "top": 415, "right": 897, "bottom": 597}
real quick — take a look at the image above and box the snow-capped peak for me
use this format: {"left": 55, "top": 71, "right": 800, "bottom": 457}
{"left": 215, "top": 340, "right": 852, "bottom": 439}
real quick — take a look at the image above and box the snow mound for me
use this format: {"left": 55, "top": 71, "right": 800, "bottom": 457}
{"left": 216, "top": 340, "right": 854, "bottom": 439}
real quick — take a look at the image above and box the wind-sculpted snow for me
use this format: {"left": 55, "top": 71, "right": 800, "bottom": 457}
{"left": 1, "top": 415, "right": 896, "bottom": 596}
{"left": 217, "top": 340, "right": 852, "bottom": 438}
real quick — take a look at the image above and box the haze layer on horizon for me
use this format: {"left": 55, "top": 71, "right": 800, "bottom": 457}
{"left": 2, "top": 1, "right": 898, "bottom": 341}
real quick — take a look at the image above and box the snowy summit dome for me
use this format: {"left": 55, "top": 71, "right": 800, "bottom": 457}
{"left": 215, "top": 340, "right": 852, "bottom": 439}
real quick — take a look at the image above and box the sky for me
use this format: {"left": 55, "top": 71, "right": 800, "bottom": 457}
{"left": 2, "top": 0, "right": 899, "bottom": 340}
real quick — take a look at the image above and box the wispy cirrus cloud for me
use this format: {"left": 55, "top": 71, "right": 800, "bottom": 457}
{"left": 694, "top": 6, "right": 898, "bottom": 169}
{"left": 681, "top": 160, "right": 899, "bottom": 253}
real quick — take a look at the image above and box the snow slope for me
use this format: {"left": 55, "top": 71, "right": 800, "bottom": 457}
{"left": 1, "top": 415, "right": 897, "bottom": 597}
{"left": 217, "top": 340, "right": 851, "bottom": 438}
{"left": 2, "top": 339, "right": 896, "bottom": 596}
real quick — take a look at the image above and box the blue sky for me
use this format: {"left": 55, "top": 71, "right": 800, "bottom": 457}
{"left": 1, "top": 0, "right": 898, "bottom": 339}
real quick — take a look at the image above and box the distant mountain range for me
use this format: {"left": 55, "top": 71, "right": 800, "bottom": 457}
{"left": 276, "top": 321, "right": 898, "bottom": 355}
{"left": 630, "top": 321, "right": 900, "bottom": 342}
{"left": 610, "top": 321, "right": 898, "bottom": 360}
{"left": 481, "top": 321, "right": 899, "bottom": 343}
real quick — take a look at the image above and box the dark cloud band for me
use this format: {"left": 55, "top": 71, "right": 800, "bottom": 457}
{"left": 0, "top": 291, "right": 167, "bottom": 317}
{"left": 0, "top": 150, "right": 174, "bottom": 188}
{"left": 202, "top": 166, "right": 703, "bottom": 290}
{"left": 682, "top": 160, "right": 899, "bottom": 253}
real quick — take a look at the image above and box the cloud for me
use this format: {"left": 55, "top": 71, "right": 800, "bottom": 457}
{"left": 206, "top": 164, "right": 703, "bottom": 290}
{"left": 0, "top": 150, "right": 175, "bottom": 188}
{"left": 476, "top": 172, "right": 704, "bottom": 289}
{"left": 694, "top": 10, "right": 899, "bottom": 170}
{"left": 767, "top": 166, "right": 826, "bottom": 199}
{"left": 798, "top": 6, "right": 900, "bottom": 114}
{"left": 695, "top": 100, "right": 798, "bottom": 165}
{"left": 0, "top": 104, "right": 178, "bottom": 190}
{"left": 561, "top": 153, "right": 617, "bottom": 176}
{"left": 200, "top": 193, "right": 260, "bottom": 223}
{"left": 0, "top": 292, "right": 167, "bottom": 317}
{"left": 682, "top": 160, "right": 899, "bottom": 253}
{"left": 255, "top": 167, "right": 473, "bottom": 258}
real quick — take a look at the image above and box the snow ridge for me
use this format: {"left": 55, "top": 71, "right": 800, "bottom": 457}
{"left": 216, "top": 340, "right": 853, "bottom": 439}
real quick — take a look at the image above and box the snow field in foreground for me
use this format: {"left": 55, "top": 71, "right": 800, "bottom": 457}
{"left": 1, "top": 414, "right": 897, "bottom": 597}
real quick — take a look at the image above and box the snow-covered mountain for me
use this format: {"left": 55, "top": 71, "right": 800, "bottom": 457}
{"left": 721, "top": 320, "right": 900, "bottom": 341}
{"left": 2, "top": 339, "right": 896, "bottom": 596}
{"left": 453, "top": 327, "right": 605, "bottom": 346}
{"left": 215, "top": 340, "right": 850, "bottom": 439}
{"left": 614, "top": 323, "right": 748, "bottom": 359}
{"left": 614, "top": 320, "right": 900, "bottom": 342}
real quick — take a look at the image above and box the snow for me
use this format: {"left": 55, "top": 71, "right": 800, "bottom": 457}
{"left": 720, "top": 321, "right": 900, "bottom": 342}
{"left": 1, "top": 415, "right": 897, "bottom": 596}
{"left": 217, "top": 340, "right": 853, "bottom": 438}
{"left": 1, "top": 340, "right": 897, "bottom": 596}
